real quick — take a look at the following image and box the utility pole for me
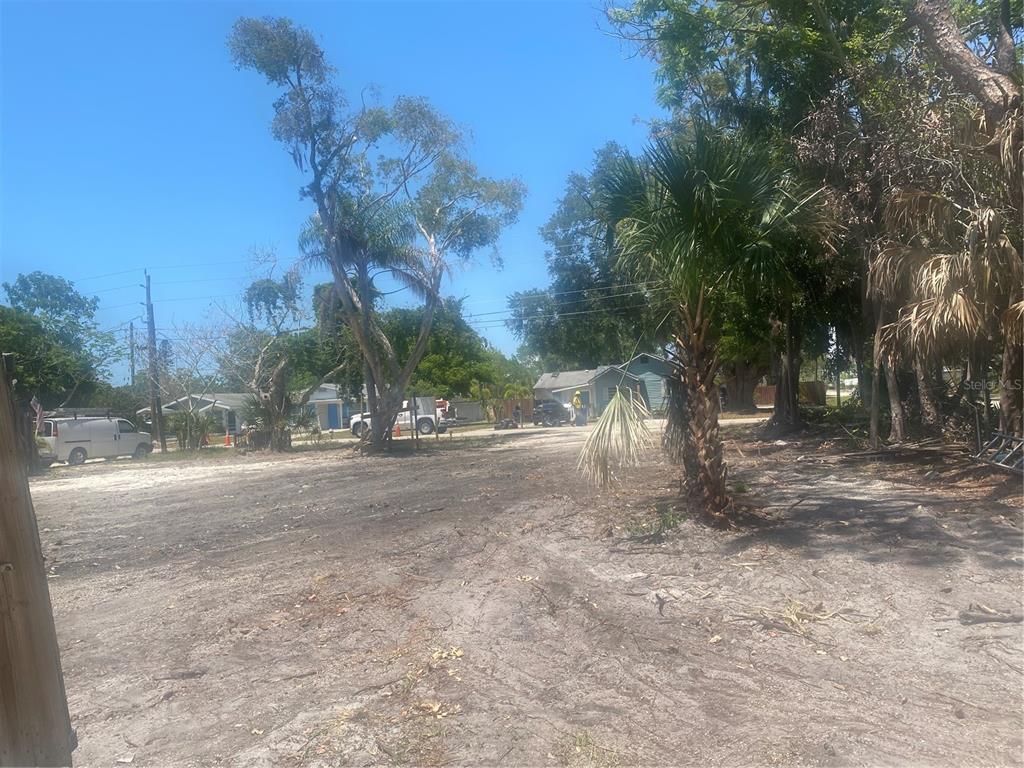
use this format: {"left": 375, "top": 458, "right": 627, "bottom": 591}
{"left": 129, "top": 321, "right": 136, "bottom": 388}
{"left": 0, "top": 354, "right": 75, "bottom": 765}
{"left": 145, "top": 272, "right": 167, "bottom": 452}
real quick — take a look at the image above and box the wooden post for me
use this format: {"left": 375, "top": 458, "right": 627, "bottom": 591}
{"left": 0, "top": 355, "right": 75, "bottom": 766}
{"left": 411, "top": 393, "right": 419, "bottom": 450}
{"left": 144, "top": 273, "right": 167, "bottom": 453}
{"left": 128, "top": 321, "right": 136, "bottom": 389}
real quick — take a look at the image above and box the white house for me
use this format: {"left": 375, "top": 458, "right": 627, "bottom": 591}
{"left": 138, "top": 393, "right": 249, "bottom": 435}
{"left": 305, "top": 383, "right": 353, "bottom": 430}
{"left": 138, "top": 384, "right": 354, "bottom": 434}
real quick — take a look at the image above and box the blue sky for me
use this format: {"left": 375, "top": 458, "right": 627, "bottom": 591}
{"left": 1, "top": 0, "right": 665, "bottom": 382}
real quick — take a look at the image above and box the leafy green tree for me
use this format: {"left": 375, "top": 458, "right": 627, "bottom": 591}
{"left": 379, "top": 299, "right": 491, "bottom": 398}
{"left": 219, "top": 272, "right": 348, "bottom": 451}
{"left": 716, "top": 292, "right": 773, "bottom": 412}
{"left": 369, "top": 298, "right": 536, "bottom": 399}
{"left": 0, "top": 306, "right": 96, "bottom": 407}
{"left": 508, "top": 143, "right": 662, "bottom": 369}
{"left": 84, "top": 382, "right": 144, "bottom": 420}
{"left": 609, "top": 0, "right": 1023, "bottom": 444}
{"left": 4, "top": 272, "right": 100, "bottom": 340}
{"left": 3, "top": 271, "right": 120, "bottom": 403}
{"left": 229, "top": 17, "right": 524, "bottom": 449}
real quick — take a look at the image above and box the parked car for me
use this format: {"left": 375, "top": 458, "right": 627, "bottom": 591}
{"left": 38, "top": 417, "right": 153, "bottom": 465}
{"left": 349, "top": 397, "right": 448, "bottom": 438}
{"left": 533, "top": 400, "right": 570, "bottom": 426}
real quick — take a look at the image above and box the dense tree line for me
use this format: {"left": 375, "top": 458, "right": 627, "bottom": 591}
{"left": 568, "top": 0, "right": 1021, "bottom": 519}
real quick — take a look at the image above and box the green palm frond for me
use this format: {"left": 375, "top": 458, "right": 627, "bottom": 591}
{"left": 601, "top": 125, "right": 829, "bottom": 313}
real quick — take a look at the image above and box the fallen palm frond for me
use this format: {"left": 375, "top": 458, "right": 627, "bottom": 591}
{"left": 756, "top": 599, "right": 845, "bottom": 638}
{"left": 577, "top": 389, "right": 653, "bottom": 488}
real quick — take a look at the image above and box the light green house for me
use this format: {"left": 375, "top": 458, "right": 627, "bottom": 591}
{"left": 621, "top": 353, "right": 673, "bottom": 414}
{"left": 533, "top": 365, "right": 643, "bottom": 419}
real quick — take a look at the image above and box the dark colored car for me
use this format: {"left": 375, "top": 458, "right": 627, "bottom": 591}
{"left": 533, "top": 400, "right": 569, "bottom": 426}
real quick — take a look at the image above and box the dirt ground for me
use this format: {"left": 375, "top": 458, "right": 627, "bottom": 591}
{"left": 30, "top": 422, "right": 1024, "bottom": 767}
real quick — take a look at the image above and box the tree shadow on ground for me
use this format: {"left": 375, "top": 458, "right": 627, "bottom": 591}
{"left": 719, "top": 468, "right": 1022, "bottom": 571}
{"left": 613, "top": 455, "right": 1022, "bottom": 571}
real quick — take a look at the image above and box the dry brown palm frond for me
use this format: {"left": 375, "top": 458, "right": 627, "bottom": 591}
{"left": 876, "top": 321, "right": 903, "bottom": 364}
{"left": 898, "top": 292, "right": 985, "bottom": 356}
{"left": 868, "top": 245, "right": 929, "bottom": 299}
{"left": 1003, "top": 301, "right": 1024, "bottom": 345}
{"left": 995, "top": 104, "right": 1022, "bottom": 189}
{"left": 966, "top": 208, "right": 1004, "bottom": 258}
{"left": 913, "top": 253, "right": 967, "bottom": 300}
{"left": 577, "top": 389, "right": 653, "bottom": 488}
{"left": 884, "top": 188, "right": 961, "bottom": 245}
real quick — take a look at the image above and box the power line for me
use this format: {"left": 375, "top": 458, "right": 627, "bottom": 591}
{"left": 465, "top": 284, "right": 672, "bottom": 326}
{"left": 469, "top": 301, "right": 656, "bottom": 329}
{"left": 74, "top": 258, "right": 257, "bottom": 283}
{"left": 459, "top": 278, "right": 665, "bottom": 307}
{"left": 92, "top": 282, "right": 141, "bottom": 295}
{"left": 462, "top": 285, "right": 667, "bottom": 320}
{"left": 102, "top": 293, "right": 240, "bottom": 310}
{"left": 92, "top": 275, "right": 248, "bottom": 295}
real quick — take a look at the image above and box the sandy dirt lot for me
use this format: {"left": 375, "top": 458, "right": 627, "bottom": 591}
{"left": 30, "top": 423, "right": 1023, "bottom": 767}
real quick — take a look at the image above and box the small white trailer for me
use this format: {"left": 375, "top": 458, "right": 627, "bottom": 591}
{"left": 38, "top": 416, "right": 153, "bottom": 465}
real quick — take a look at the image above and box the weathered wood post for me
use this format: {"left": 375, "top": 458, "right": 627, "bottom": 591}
{"left": 0, "top": 354, "right": 74, "bottom": 766}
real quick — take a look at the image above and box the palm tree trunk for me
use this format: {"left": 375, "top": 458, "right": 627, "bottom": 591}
{"left": 869, "top": 304, "right": 885, "bottom": 448}
{"left": 677, "top": 313, "right": 729, "bottom": 517}
{"left": 884, "top": 361, "right": 906, "bottom": 442}
{"left": 914, "top": 352, "right": 942, "bottom": 433}
{"left": 999, "top": 341, "right": 1024, "bottom": 436}
{"left": 967, "top": 345, "right": 993, "bottom": 439}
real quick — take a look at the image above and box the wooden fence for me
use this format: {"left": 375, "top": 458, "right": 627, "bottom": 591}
{"left": 753, "top": 381, "right": 827, "bottom": 407}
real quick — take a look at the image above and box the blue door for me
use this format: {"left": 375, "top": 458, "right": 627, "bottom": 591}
{"left": 327, "top": 403, "right": 341, "bottom": 429}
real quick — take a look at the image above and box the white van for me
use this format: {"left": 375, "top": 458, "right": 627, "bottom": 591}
{"left": 39, "top": 417, "right": 153, "bottom": 465}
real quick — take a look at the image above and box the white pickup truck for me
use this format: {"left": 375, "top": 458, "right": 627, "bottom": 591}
{"left": 349, "top": 397, "right": 448, "bottom": 438}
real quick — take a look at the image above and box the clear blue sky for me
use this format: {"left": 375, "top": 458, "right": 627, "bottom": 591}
{"left": 1, "top": 0, "right": 665, "bottom": 383}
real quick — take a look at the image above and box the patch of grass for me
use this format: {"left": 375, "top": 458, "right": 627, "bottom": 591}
{"left": 142, "top": 447, "right": 238, "bottom": 463}
{"left": 731, "top": 479, "right": 749, "bottom": 494}
{"left": 719, "top": 409, "right": 771, "bottom": 420}
{"left": 625, "top": 504, "right": 683, "bottom": 540}
{"left": 554, "top": 730, "right": 619, "bottom": 768}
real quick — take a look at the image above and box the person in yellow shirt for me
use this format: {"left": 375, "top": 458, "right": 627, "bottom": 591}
{"left": 572, "top": 390, "right": 585, "bottom": 426}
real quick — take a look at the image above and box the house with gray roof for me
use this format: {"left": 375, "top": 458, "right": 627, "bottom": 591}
{"left": 533, "top": 365, "right": 642, "bottom": 420}
{"left": 534, "top": 353, "right": 674, "bottom": 420}
{"left": 137, "top": 384, "right": 353, "bottom": 435}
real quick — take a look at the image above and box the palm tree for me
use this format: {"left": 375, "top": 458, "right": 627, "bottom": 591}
{"left": 301, "top": 200, "right": 439, "bottom": 448}
{"left": 594, "top": 128, "right": 827, "bottom": 518}
{"left": 870, "top": 190, "right": 1023, "bottom": 439}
